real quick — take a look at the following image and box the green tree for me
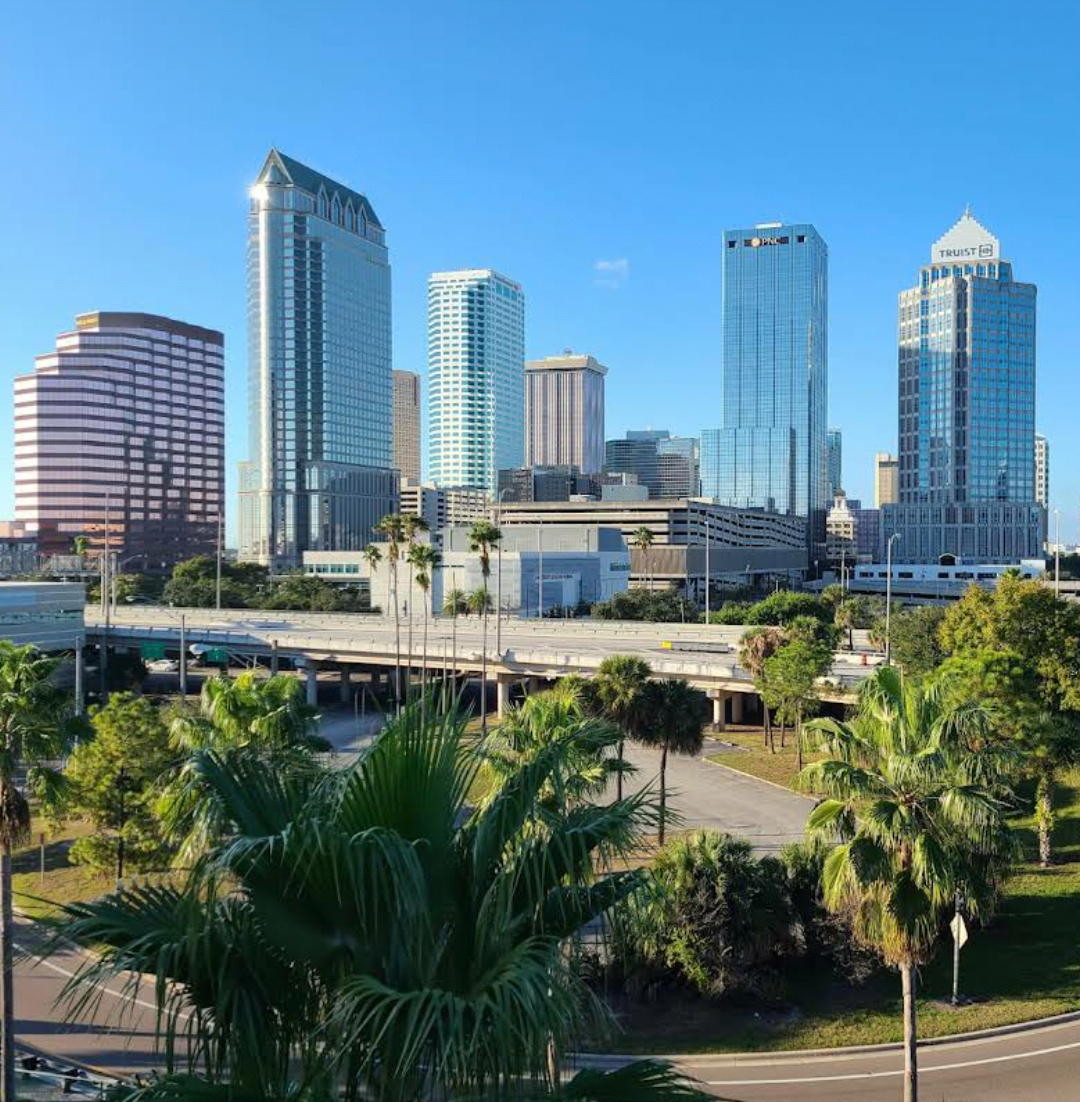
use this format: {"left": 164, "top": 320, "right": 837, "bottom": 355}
{"left": 799, "top": 667, "right": 1013, "bottom": 1102}
{"left": 66, "top": 693, "right": 173, "bottom": 880}
{"left": 745, "top": 590, "right": 830, "bottom": 627}
{"left": 0, "top": 642, "right": 79, "bottom": 1102}
{"left": 443, "top": 587, "right": 468, "bottom": 617}
{"left": 158, "top": 672, "right": 325, "bottom": 865}
{"left": 631, "top": 527, "right": 654, "bottom": 591}
{"left": 737, "top": 626, "right": 785, "bottom": 751}
{"left": 467, "top": 520, "right": 501, "bottom": 732}
{"left": 401, "top": 517, "right": 430, "bottom": 701}
{"left": 940, "top": 575, "right": 1080, "bottom": 864}
{"left": 362, "top": 543, "right": 383, "bottom": 611}
{"left": 164, "top": 556, "right": 269, "bottom": 608}
{"left": 639, "top": 680, "right": 708, "bottom": 844}
{"left": 888, "top": 605, "right": 947, "bottom": 677}
{"left": 592, "top": 589, "right": 696, "bottom": 623}
{"left": 59, "top": 703, "right": 702, "bottom": 1102}
{"left": 619, "top": 832, "right": 801, "bottom": 999}
{"left": 763, "top": 635, "right": 831, "bottom": 768}
{"left": 409, "top": 543, "right": 442, "bottom": 700}
{"left": 594, "top": 655, "right": 653, "bottom": 800}
{"left": 375, "top": 514, "right": 409, "bottom": 707}
{"left": 261, "top": 574, "right": 360, "bottom": 612}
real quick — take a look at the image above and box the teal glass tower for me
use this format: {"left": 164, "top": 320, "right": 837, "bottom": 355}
{"left": 239, "top": 150, "right": 397, "bottom": 567}
{"left": 882, "top": 211, "right": 1041, "bottom": 561}
{"left": 700, "top": 223, "right": 828, "bottom": 539}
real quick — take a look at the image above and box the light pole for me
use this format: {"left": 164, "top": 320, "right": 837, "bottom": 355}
{"left": 215, "top": 512, "right": 223, "bottom": 611}
{"left": 885, "top": 532, "right": 901, "bottom": 664}
{"left": 704, "top": 512, "right": 711, "bottom": 622}
{"left": 537, "top": 520, "right": 544, "bottom": 620}
{"left": 496, "top": 489, "right": 511, "bottom": 652}
{"left": 1054, "top": 508, "right": 1061, "bottom": 598}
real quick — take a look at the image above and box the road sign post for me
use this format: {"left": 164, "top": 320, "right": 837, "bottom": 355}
{"left": 950, "top": 907, "right": 968, "bottom": 1006}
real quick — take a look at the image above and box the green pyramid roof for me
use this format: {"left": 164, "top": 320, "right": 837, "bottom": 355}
{"left": 257, "top": 148, "right": 384, "bottom": 230}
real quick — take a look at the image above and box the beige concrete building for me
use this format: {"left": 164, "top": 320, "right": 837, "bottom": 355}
{"left": 1035, "top": 432, "right": 1049, "bottom": 509}
{"left": 525, "top": 353, "right": 607, "bottom": 474}
{"left": 399, "top": 478, "right": 489, "bottom": 531}
{"left": 392, "top": 370, "right": 421, "bottom": 483}
{"left": 874, "top": 452, "right": 899, "bottom": 508}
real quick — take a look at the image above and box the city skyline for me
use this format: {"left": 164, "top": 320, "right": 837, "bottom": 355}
{"left": 3, "top": 3, "right": 1079, "bottom": 544}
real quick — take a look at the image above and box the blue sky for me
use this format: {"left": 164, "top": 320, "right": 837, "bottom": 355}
{"left": 2, "top": 0, "right": 1079, "bottom": 544}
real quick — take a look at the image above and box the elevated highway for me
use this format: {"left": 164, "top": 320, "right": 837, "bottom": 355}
{"left": 88, "top": 607, "right": 879, "bottom": 722}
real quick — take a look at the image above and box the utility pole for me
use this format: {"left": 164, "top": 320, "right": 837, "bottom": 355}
{"left": 537, "top": 522, "right": 544, "bottom": 620}
{"left": 100, "top": 493, "right": 111, "bottom": 700}
{"left": 179, "top": 614, "right": 188, "bottom": 697}
{"left": 704, "top": 511, "right": 711, "bottom": 622}
{"left": 885, "top": 532, "right": 900, "bottom": 664}
{"left": 1054, "top": 509, "right": 1061, "bottom": 598}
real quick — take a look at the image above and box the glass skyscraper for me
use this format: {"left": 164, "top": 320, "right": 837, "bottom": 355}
{"left": 238, "top": 149, "right": 396, "bottom": 568}
{"left": 827, "top": 429, "right": 842, "bottom": 497}
{"left": 427, "top": 269, "right": 525, "bottom": 492}
{"left": 700, "top": 223, "right": 828, "bottom": 539}
{"left": 882, "top": 212, "right": 1041, "bottom": 562}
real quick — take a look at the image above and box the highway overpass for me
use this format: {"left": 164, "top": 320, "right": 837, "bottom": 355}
{"left": 87, "top": 607, "right": 879, "bottom": 724}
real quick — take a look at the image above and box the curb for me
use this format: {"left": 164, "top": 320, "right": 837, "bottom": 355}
{"left": 577, "top": 1008, "right": 1080, "bottom": 1067}
{"left": 701, "top": 753, "right": 817, "bottom": 802}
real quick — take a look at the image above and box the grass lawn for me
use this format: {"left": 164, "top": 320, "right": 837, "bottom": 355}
{"left": 705, "top": 724, "right": 824, "bottom": 790}
{"left": 604, "top": 771, "right": 1080, "bottom": 1053}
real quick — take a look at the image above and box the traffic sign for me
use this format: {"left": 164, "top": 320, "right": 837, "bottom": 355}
{"left": 204, "top": 647, "right": 229, "bottom": 663}
{"left": 140, "top": 642, "right": 166, "bottom": 660}
{"left": 950, "top": 913, "right": 968, "bottom": 949}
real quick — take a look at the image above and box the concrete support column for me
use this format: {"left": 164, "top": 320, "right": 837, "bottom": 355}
{"left": 270, "top": 639, "right": 279, "bottom": 675}
{"left": 730, "top": 693, "right": 744, "bottom": 725}
{"left": 74, "top": 641, "right": 84, "bottom": 716}
{"left": 710, "top": 691, "right": 727, "bottom": 732}
{"left": 339, "top": 667, "right": 351, "bottom": 704}
{"left": 370, "top": 669, "right": 382, "bottom": 687}
{"left": 496, "top": 675, "right": 513, "bottom": 719}
{"left": 306, "top": 665, "right": 318, "bottom": 707}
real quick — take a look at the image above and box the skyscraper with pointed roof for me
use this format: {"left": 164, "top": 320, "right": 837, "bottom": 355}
{"left": 238, "top": 149, "right": 396, "bottom": 567}
{"left": 882, "top": 211, "right": 1041, "bottom": 562}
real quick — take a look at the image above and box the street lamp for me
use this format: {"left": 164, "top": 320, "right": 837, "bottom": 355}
{"left": 496, "top": 489, "right": 512, "bottom": 652}
{"left": 885, "top": 532, "right": 901, "bottom": 664}
{"left": 1054, "top": 508, "right": 1061, "bottom": 598}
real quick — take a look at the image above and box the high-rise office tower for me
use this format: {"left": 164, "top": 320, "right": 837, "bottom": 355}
{"left": 827, "top": 430, "right": 842, "bottom": 497}
{"left": 525, "top": 353, "right": 606, "bottom": 474}
{"left": 883, "top": 211, "right": 1040, "bottom": 562}
{"left": 700, "top": 223, "right": 828, "bottom": 538}
{"left": 657, "top": 435, "right": 701, "bottom": 497}
{"left": 428, "top": 269, "right": 525, "bottom": 492}
{"left": 238, "top": 149, "right": 397, "bottom": 568}
{"left": 1035, "top": 433, "right": 1049, "bottom": 508}
{"left": 392, "top": 370, "right": 421, "bottom": 483}
{"left": 874, "top": 452, "right": 899, "bottom": 507}
{"left": 15, "top": 312, "right": 224, "bottom": 568}
{"left": 604, "top": 431, "right": 698, "bottom": 499}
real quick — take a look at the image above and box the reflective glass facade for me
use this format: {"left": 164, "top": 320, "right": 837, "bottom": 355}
{"left": 883, "top": 213, "right": 1041, "bottom": 562}
{"left": 827, "top": 430, "right": 842, "bottom": 497}
{"left": 701, "top": 224, "right": 828, "bottom": 540}
{"left": 239, "top": 149, "right": 395, "bottom": 567}
{"left": 428, "top": 269, "right": 525, "bottom": 492}
{"left": 15, "top": 312, "right": 224, "bottom": 569}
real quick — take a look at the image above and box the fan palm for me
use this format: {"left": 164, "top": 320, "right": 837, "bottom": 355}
{"left": 468, "top": 520, "right": 501, "bottom": 732}
{"left": 409, "top": 543, "right": 442, "bottom": 701}
{"left": 362, "top": 543, "right": 383, "bottom": 612}
{"left": 638, "top": 680, "right": 708, "bottom": 844}
{"left": 59, "top": 702, "right": 701, "bottom": 1102}
{"left": 798, "top": 666, "right": 1014, "bottom": 1102}
{"left": 0, "top": 641, "right": 79, "bottom": 1102}
{"left": 631, "top": 527, "right": 654, "bottom": 591}
{"left": 737, "top": 626, "right": 785, "bottom": 751}
{"left": 593, "top": 656, "right": 652, "bottom": 801}
{"left": 375, "top": 513, "right": 409, "bottom": 708}
{"left": 402, "top": 516, "right": 430, "bottom": 701}
{"left": 159, "top": 672, "right": 325, "bottom": 865}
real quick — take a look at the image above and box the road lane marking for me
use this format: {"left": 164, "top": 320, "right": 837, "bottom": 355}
{"left": 705, "top": 1037, "right": 1080, "bottom": 1085}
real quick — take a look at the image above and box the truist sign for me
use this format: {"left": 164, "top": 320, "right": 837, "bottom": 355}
{"left": 930, "top": 213, "right": 1001, "bottom": 264}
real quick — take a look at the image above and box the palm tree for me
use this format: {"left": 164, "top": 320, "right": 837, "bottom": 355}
{"left": 410, "top": 543, "right": 442, "bottom": 701}
{"left": 631, "top": 526, "right": 654, "bottom": 592}
{"left": 468, "top": 520, "right": 501, "bottom": 732}
{"left": 362, "top": 543, "right": 382, "bottom": 612}
{"left": 737, "top": 626, "right": 785, "bottom": 750}
{"left": 0, "top": 642, "right": 78, "bottom": 1102}
{"left": 594, "top": 655, "right": 652, "bottom": 800}
{"left": 443, "top": 587, "right": 468, "bottom": 617}
{"left": 59, "top": 702, "right": 702, "bottom": 1102}
{"left": 375, "top": 513, "right": 408, "bottom": 708}
{"left": 402, "top": 516, "right": 430, "bottom": 701}
{"left": 639, "top": 679, "right": 708, "bottom": 844}
{"left": 159, "top": 672, "right": 325, "bottom": 866}
{"left": 798, "top": 667, "right": 1012, "bottom": 1102}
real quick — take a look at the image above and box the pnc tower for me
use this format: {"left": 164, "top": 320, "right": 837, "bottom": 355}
{"left": 882, "top": 211, "right": 1041, "bottom": 562}
{"left": 238, "top": 149, "right": 396, "bottom": 568}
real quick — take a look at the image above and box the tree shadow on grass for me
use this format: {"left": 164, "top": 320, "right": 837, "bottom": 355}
{"left": 12, "top": 837, "right": 75, "bottom": 876}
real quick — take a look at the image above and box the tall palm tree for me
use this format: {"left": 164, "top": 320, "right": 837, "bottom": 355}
{"left": 443, "top": 587, "right": 468, "bottom": 617}
{"left": 631, "top": 526, "right": 654, "bottom": 592}
{"left": 0, "top": 642, "right": 78, "bottom": 1102}
{"left": 798, "top": 667, "right": 1012, "bottom": 1102}
{"left": 159, "top": 672, "right": 325, "bottom": 866}
{"left": 594, "top": 655, "right": 652, "bottom": 800}
{"left": 375, "top": 513, "right": 408, "bottom": 708}
{"left": 401, "top": 516, "right": 430, "bottom": 702}
{"left": 737, "top": 626, "right": 785, "bottom": 751}
{"left": 362, "top": 543, "right": 382, "bottom": 612}
{"left": 468, "top": 520, "right": 501, "bottom": 732}
{"left": 639, "top": 679, "right": 708, "bottom": 844}
{"left": 59, "top": 702, "right": 702, "bottom": 1102}
{"left": 410, "top": 543, "right": 442, "bottom": 701}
